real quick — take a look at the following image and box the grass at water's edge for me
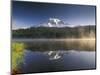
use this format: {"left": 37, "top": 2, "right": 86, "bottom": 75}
{"left": 12, "top": 43, "right": 25, "bottom": 74}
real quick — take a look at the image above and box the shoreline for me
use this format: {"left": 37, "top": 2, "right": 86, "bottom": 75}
{"left": 12, "top": 38, "right": 95, "bottom": 42}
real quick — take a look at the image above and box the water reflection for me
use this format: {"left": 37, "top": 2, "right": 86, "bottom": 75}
{"left": 13, "top": 39, "right": 96, "bottom": 74}
{"left": 20, "top": 50, "right": 95, "bottom": 74}
{"left": 44, "top": 51, "right": 68, "bottom": 60}
{"left": 13, "top": 39, "right": 95, "bottom": 51}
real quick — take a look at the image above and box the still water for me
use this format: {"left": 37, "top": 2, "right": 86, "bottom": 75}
{"left": 13, "top": 39, "right": 96, "bottom": 74}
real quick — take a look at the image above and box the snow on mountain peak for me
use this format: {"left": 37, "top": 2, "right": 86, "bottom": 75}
{"left": 49, "top": 18, "right": 62, "bottom": 24}
{"left": 39, "top": 18, "right": 67, "bottom": 27}
{"left": 48, "top": 18, "right": 64, "bottom": 25}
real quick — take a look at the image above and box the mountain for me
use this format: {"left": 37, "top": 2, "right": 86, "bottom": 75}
{"left": 38, "top": 18, "right": 70, "bottom": 27}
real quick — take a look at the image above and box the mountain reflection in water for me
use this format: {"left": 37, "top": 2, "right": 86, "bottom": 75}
{"left": 13, "top": 39, "right": 96, "bottom": 74}
{"left": 20, "top": 50, "right": 95, "bottom": 74}
{"left": 44, "top": 51, "right": 69, "bottom": 60}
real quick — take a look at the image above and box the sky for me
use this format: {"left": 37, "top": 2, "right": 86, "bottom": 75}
{"left": 12, "top": 1, "right": 96, "bottom": 29}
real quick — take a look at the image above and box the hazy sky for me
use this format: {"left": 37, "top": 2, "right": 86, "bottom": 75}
{"left": 12, "top": 1, "right": 96, "bottom": 29}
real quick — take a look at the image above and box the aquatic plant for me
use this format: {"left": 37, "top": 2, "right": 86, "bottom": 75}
{"left": 12, "top": 43, "right": 25, "bottom": 74}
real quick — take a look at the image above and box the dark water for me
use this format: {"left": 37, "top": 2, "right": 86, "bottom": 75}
{"left": 14, "top": 39, "right": 96, "bottom": 74}
{"left": 20, "top": 50, "right": 95, "bottom": 74}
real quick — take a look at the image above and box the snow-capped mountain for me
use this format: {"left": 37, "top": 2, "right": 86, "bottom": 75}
{"left": 13, "top": 18, "right": 75, "bottom": 30}
{"left": 39, "top": 18, "right": 70, "bottom": 27}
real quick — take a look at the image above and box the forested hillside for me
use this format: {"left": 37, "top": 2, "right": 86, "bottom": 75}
{"left": 12, "top": 26, "right": 96, "bottom": 38}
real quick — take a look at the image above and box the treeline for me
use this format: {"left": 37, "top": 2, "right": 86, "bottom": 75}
{"left": 12, "top": 26, "right": 96, "bottom": 38}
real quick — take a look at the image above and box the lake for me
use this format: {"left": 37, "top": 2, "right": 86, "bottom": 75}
{"left": 12, "top": 38, "right": 96, "bottom": 74}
